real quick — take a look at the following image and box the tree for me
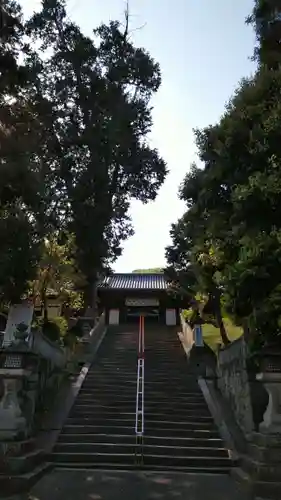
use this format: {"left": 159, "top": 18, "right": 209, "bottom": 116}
{"left": 26, "top": 0, "right": 167, "bottom": 317}
{"left": 0, "top": 207, "right": 41, "bottom": 304}
{"left": 167, "top": 63, "right": 281, "bottom": 347}
{"left": 0, "top": 1, "right": 49, "bottom": 304}
{"left": 165, "top": 205, "right": 230, "bottom": 345}
{"left": 247, "top": 0, "right": 281, "bottom": 69}
{"left": 196, "top": 68, "right": 281, "bottom": 337}
{"left": 30, "top": 233, "right": 84, "bottom": 322}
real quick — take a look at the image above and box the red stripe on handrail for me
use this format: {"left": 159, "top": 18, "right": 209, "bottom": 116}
{"left": 139, "top": 314, "right": 144, "bottom": 359}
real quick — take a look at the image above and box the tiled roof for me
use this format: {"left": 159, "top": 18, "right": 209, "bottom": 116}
{"left": 98, "top": 273, "right": 168, "bottom": 291}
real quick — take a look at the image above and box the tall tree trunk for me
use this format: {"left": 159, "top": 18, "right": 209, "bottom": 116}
{"left": 217, "top": 314, "right": 230, "bottom": 346}
{"left": 91, "top": 280, "right": 98, "bottom": 323}
{"left": 213, "top": 289, "right": 230, "bottom": 346}
{"left": 84, "top": 278, "right": 98, "bottom": 323}
{"left": 42, "top": 291, "right": 48, "bottom": 324}
{"left": 242, "top": 319, "right": 251, "bottom": 343}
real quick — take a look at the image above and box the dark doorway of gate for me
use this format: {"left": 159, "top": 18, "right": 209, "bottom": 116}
{"left": 126, "top": 306, "right": 159, "bottom": 323}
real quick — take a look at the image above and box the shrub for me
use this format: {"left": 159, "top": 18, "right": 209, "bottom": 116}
{"left": 63, "top": 331, "right": 77, "bottom": 349}
{"left": 39, "top": 316, "right": 68, "bottom": 343}
{"left": 182, "top": 308, "right": 202, "bottom": 327}
{"left": 68, "top": 321, "right": 84, "bottom": 338}
{"left": 182, "top": 309, "right": 193, "bottom": 322}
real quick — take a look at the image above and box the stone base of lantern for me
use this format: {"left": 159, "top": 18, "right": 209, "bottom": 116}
{"left": 0, "top": 410, "right": 26, "bottom": 440}
{"left": 233, "top": 370, "right": 281, "bottom": 499}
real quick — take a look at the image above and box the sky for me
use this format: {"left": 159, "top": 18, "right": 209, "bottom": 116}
{"left": 21, "top": 0, "right": 256, "bottom": 272}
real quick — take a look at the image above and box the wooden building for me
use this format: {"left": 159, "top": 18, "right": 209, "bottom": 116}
{"left": 97, "top": 273, "right": 181, "bottom": 326}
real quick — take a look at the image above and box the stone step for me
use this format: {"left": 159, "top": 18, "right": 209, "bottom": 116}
{"left": 51, "top": 325, "right": 232, "bottom": 476}
{"left": 0, "top": 437, "right": 36, "bottom": 457}
{"left": 51, "top": 451, "right": 136, "bottom": 465}
{"left": 1, "top": 448, "right": 45, "bottom": 475}
{"left": 66, "top": 413, "right": 215, "bottom": 428}
{"left": 142, "top": 454, "right": 231, "bottom": 469}
{"left": 79, "top": 388, "right": 136, "bottom": 394}
{"left": 143, "top": 419, "right": 215, "bottom": 429}
{"left": 75, "top": 398, "right": 135, "bottom": 405}
{"left": 66, "top": 417, "right": 135, "bottom": 426}
{"left": 51, "top": 451, "right": 231, "bottom": 469}
{"left": 82, "top": 371, "right": 136, "bottom": 379}
{"left": 70, "top": 409, "right": 136, "bottom": 418}
{"left": 62, "top": 424, "right": 219, "bottom": 438}
{"left": 57, "top": 433, "right": 136, "bottom": 444}
{"left": 145, "top": 412, "right": 213, "bottom": 422}
{"left": 76, "top": 395, "right": 136, "bottom": 404}
{"left": 0, "top": 462, "right": 51, "bottom": 498}
{"left": 80, "top": 386, "right": 137, "bottom": 395}
{"left": 70, "top": 408, "right": 213, "bottom": 422}
{"left": 48, "top": 461, "right": 231, "bottom": 474}
{"left": 84, "top": 376, "right": 137, "bottom": 382}
{"left": 143, "top": 394, "right": 205, "bottom": 402}
{"left": 62, "top": 424, "right": 135, "bottom": 434}
{"left": 71, "top": 403, "right": 210, "bottom": 414}
{"left": 57, "top": 433, "right": 225, "bottom": 448}
{"left": 74, "top": 398, "right": 207, "bottom": 408}
{"left": 53, "top": 442, "right": 228, "bottom": 458}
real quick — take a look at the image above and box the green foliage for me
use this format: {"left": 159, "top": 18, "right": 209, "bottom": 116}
{"left": 31, "top": 233, "right": 85, "bottom": 320}
{"left": 165, "top": 207, "right": 231, "bottom": 344}
{"left": 167, "top": 5, "right": 281, "bottom": 348}
{"left": 63, "top": 331, "right": 77, "bottom": 349}
{"left": 51, "top": 316, "right": 68, "bottom": 337}
{"left": 0, "top": 206, "right": 41, "bottom": 303}
{"left": 181, "top": 308, "right": 200, "bottom": 327}
{"left": 202, "top": 320, "right": 243, "bottom": 353}
{"left": 247, "top": 0, "right": 281, "bottom": 69}
{"left": 68, "top": 321, "right": 84, "bottom": 339}
{"left": 38, "top": 316, "right": 68, "bottom": 343}
{"left": 0, "top": 1, "right": 61, "bottom": 304}
{"left": 25, "top": 0, "right": 167, "bottom": 310}
{"left": 0, "top": 0, "right": 165, "bottom": 315}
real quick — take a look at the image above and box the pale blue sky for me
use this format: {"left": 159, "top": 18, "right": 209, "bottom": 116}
{"left": 22, "top": 0, "right": 256, "bottom": 272}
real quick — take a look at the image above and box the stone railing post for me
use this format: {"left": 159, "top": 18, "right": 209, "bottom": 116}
{"left": 235, "top": 350, "right": 281, "bottom": 499}
{"left": 257, "top": 371, "right": 281, "bottom": 432}
{"left": 0, "top": 350, "right": 38, "bottom": 440}
{"left": 217, "top": 337, "right": 255, "bottom": 436}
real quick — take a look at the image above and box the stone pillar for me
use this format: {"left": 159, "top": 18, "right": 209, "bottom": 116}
{"left": 165, "top": 308, "right": 176, "bottom": 326}
{"left": 256, "top": 372, "right": 281, "bottom": 432}
{"left": 0, "top": 377, "right": 26, "bottom": 439}
{"left": 3, "top": 302, "right": 34, "bottom": 347}
{"left": 109, "top": 309, "right": 119, "bottom": 325}
{"left": 0, "top": 351, "right": 36, "bottom": 440}
{"left": 234, "top": 358, "right": 281, "bottom": 499}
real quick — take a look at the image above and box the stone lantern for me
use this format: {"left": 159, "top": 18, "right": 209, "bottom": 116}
{"left": 236, "top": 347, "right": 281, "bottom": 499}
{"left": 255, "top": 348, "right": 281, "bottom": 433}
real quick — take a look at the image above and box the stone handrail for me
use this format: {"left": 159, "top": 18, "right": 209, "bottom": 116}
{"left": 28, "top": 329, "right": 66, "bottom": 368}
{"left": 217, "top": 336, "right": 255, "bottom": 436}
{"left": 179, "top": 313, "right": 204, "bottom": 354}
{"left": 80, "top": 313, "right": 106, "bottom": 361}
{"left": 0, "top": 316, "right": 108, "bottom": 441}
{"left": 179, "top": 313, "right": 194, "bottom": 355}
{"left": 89, "top": 312, "right": 105, "bottom": 340}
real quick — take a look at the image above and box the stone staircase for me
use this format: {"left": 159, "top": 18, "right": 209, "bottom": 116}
{"left": 0, "top": 437, "right": 50, "bottom": 496}
{"left": 51, "top": 325, "right": 138, "bottom": 468}
{"left": 142, "top": 326, "right": 231, "bottom": 472}
{"left": 50, "top": 323, "right": 232, "bottom": 472}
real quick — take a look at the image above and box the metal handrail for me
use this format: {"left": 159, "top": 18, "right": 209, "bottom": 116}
{"left": 135, "top": 315, "right": 145, "bottom": 437}
{"left": 141, "top": 315, "right": 144, "bottom": 436}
